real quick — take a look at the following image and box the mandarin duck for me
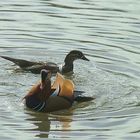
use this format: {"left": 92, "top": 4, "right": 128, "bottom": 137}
{"left": 1, "top": 50, "right": 89, "bottom": 74}
{"left": 23, "top": 69, "right": 93, "bottom": 112}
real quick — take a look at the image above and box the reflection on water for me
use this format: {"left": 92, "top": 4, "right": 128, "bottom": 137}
{"left": 0, "top": 0, "right": 140, "bottom": 139}
{"left": 25, "top": 111, "right": 51, "bottom": 138}
{"left": 25, "top": 108, "right": 75, "bottom": 138}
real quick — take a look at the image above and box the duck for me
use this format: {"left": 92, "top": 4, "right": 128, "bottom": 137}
{"left": 23, "top": 69, "right": 93, "bottom": 112}
{"left": 1, "top": 50, "right": 89, "bottom": 74}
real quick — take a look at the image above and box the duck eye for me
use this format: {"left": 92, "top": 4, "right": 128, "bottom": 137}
{"left": 78, "top": 53, "right": 82, "bottom": 57}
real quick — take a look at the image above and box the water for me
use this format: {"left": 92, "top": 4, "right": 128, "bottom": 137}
{"left": 0, "top": 0, "right": 140, "bottom": 139}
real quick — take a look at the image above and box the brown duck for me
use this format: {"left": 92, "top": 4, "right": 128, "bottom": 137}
{"left": 23, "top": 69, "right": 93, "bottom": 112}
{"left": 1, "top": 50, "right": 89, "bottom": 74}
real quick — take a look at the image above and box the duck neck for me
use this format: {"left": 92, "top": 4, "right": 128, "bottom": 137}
{"left": 40, "top": 80, "right": 52, "bottom": 101}
{"left": 62, "top": 61, "right": 74, "bottom": 74}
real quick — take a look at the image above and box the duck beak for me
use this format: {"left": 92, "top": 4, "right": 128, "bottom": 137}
{"left": 81, "top": 55, "right": 89, "bottom": 61}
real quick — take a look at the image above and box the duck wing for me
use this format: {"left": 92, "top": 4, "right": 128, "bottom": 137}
{"left": 52, "top": 73, "right": 94, "bottom": 102}
{"left": 25, "top": 62, "right": 58, "bottom": 74}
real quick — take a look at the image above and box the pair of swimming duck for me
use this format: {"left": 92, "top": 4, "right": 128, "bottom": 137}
{"left": 1, "top": 50, "right": 94, "bottom": 112}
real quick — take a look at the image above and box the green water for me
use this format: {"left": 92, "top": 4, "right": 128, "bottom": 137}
{"left": 0, "top": 0, "right": 140, "bottom": 139}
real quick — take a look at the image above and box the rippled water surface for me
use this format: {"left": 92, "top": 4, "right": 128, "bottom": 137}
{"left": 0, "top": 0, "right": 140, "bottom": 139}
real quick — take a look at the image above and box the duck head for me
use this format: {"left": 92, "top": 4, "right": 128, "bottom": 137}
{"left": 39, "top": 69, "right": 52, "bottom": 101}
{"left": 40, "top": 69, "right": 51, "bottom": 89}
{"left": 61, "top": 50, "right": 89, "bottom": 73}
{"left": 65, "top": 50, "right": 89, "bottom": 62}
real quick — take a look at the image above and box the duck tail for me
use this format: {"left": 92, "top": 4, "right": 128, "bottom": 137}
{"left": 1, "top": 56, "right": 19, "bottom": 63}
{"left": 0, "top": 56, "right": 35, "bottom": 68}
{"left": 74, "top": 96, "right": 94, "bottom": 102}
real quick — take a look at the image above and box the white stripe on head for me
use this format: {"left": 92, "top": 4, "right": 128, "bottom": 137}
{"left": 41, "top": 69, "right": 49, "bottom": 74}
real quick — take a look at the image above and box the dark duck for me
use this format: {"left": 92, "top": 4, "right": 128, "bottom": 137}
{"left": 23, "top": 69, "right": 93, "bottom": 112}
{"left": 1, "top": 50, "right": 89, "bottom": 74}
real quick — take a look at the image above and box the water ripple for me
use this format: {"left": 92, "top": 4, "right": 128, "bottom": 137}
{"left": 0, "top": 0, "right": 140, "bottom": 139}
